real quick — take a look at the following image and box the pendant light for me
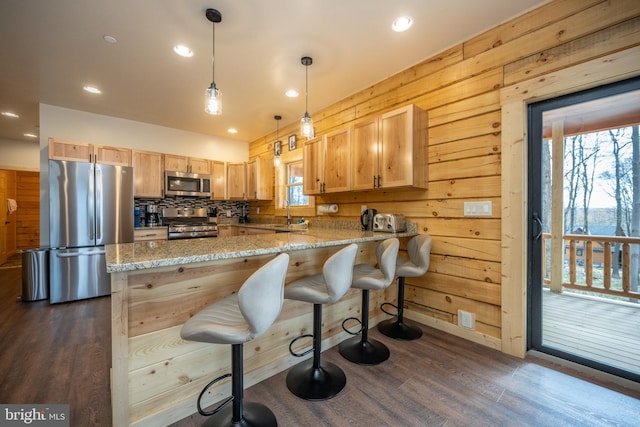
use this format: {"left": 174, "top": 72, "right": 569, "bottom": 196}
{"left": 300, "top": 56, "right": 315, "bottom": 139}
{"left": 204, "top": 8, "right": 222, "bottom": 115}
{"left": 274, "top": 115, "right": 282, "bottom": 167}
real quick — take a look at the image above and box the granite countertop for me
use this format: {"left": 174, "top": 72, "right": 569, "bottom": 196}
{"left": 106, "top": 227, "right": 417, "bottom": 273}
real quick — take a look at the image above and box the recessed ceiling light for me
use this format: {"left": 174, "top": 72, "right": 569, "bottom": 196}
{"left": 173, "top": 44, "right": 193, "bottom": 58}
{"left": 285, "top": 89, "right": 299, "bottom": 98}
{"left": 103, "top": 35, "right": 117, "bottom": 44}
{"left": 227, "top": 128, "right": 238, "bottom": 134}
{"left": 392, "top": 16, "right": 413, "bottom": 32}
{"left": 24, "top": 133, "right": 38, "bottom": 138}
{"left": 83, "top": 85, "right": 102, "bottom": 94}
{"left": 1, "top": 111, "right": 19, "bottom": 118}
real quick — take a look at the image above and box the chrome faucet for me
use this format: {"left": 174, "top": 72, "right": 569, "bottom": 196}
{"left": 286, "top": 200, "right": 292, "bottom": 225}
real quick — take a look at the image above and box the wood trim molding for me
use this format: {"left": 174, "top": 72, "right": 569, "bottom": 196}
{"left": 499, "top": 45, "right": 640, "bottom": 358}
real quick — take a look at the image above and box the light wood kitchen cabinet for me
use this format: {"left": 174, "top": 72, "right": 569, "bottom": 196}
{"left": 216, "top": 225, "right": 235, "bottom": 238}
{"left": 134, "top": 227, "right": 168, "bottom": 241}
{"left": 227, "top": 162, "right": 247, "bottom": 200}
{"left": 164, "top": 154, "right": 210, "bottom": 174}
{"left": 351, "top": 104, "right": 428, "bottom": 190}
{"left": 210, "top": 160, "right": 227, "bottom": 200}
{"left": 247, "top": 157, "right": 273, "bottom": 200}
{"left": 49, "top": 138, "right": 132, "bottom": 166}
{"left": 132, "top": 150, "right": 164, "bottom": 198}
{"left": 303, "top": 127, "right": 351, "bottom": 195}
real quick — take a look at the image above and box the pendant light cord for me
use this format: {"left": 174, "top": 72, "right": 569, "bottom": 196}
{"left": 211, "top": 22, "right": 215, "bottom": 83}
{"left": 305, "top": 64, "right": 309, "bottom": 114}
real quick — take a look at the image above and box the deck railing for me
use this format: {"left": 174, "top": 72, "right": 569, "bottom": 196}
{"left": 542, "top": 233, "right": 640, "bottom": 301}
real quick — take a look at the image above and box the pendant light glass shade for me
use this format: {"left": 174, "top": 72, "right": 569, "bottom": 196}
{"left": 205, "top": 82, "right": 222, "bottom": 115}
{"left": 300, "top": 112, "right": 314, "bottom": 139}
{"left": 300, "top": 56, "right": 315, "bottom": 139}
{"left": 205, "top": 9, "right": 222, "bottom": 115}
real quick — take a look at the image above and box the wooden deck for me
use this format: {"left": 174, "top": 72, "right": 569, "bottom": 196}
{"left": 543, "top": 289, "right": 640, "bottom": 377}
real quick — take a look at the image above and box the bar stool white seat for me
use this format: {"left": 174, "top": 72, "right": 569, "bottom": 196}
{"left": 284, "top": 244, "right": 358, "bottom": 400}
{"left": 378, "top": 234, "right": 432, "bottom": 340}
{"left": 180, "top": 253, "right": 290, "bottom": 427}
{"left": 339, "top": 238, "right": 399, "bottom": 365}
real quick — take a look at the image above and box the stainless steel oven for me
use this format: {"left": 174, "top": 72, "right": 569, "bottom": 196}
{"left": 162, "top": 207, "right": 218, "bottom": 239}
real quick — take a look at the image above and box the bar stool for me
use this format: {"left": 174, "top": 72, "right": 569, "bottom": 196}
{"left": 180, "top": 253, "right": 289, "bottom": 427}
{"left": 339, "top": 238, "right": 399, "bottom": 365}
{"left": 284, "top": 244, "right": 358, "bottom": 400}
{"left": 378, "top": 234, "right": 432, "bottom": 340}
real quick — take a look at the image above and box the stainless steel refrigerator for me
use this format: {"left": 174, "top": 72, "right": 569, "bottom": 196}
{"left": 49, "top": 160, "right": 133, "bottom": 303}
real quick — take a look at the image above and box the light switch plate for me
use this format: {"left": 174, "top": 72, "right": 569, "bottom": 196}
{"left": 463, "top": 201, "right": 492, "bottom": 216}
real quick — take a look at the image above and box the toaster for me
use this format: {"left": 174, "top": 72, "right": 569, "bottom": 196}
{"left": 372, "top": 214, "right": 406, "bottom": 233}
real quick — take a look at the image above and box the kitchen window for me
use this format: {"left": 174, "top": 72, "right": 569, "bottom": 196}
{"left": 286, "top": 161, "right": 308, "bottom": 207}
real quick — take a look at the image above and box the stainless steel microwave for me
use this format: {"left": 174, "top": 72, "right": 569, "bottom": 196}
{"left": 164, "top": 170, "right": 211, "bottom": 197}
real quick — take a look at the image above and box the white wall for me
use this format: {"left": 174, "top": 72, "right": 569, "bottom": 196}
{"left": 39, "top": 103, "right": 249, "bottom": 246}
{"left": 0, "top": 138, "right": 40, "bottom": 171}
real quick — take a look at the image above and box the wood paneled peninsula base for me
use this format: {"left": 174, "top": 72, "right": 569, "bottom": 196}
{"left": 106, "top": 228, "right": 415, "bottom": 427}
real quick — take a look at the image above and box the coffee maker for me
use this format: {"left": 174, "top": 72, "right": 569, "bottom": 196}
{"left": 360, "top": 208, "right": 377, "bottom": 231}
{"left": 145, "top": 204, "right": 160, "bottom": 225}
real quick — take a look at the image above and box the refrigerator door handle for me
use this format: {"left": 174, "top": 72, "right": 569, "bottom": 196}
{"left": 54, "top": 249, "right": 106, "bottom": 258}
{"left": 88, "top": 164, "right": 95, "bottom": 241}
{"left": 95, "top": 166, "right": 102, "bottom": 241}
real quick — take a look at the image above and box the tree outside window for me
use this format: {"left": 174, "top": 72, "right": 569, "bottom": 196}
{"left": 286, "top": 161, "right": 308, "bottom": 207}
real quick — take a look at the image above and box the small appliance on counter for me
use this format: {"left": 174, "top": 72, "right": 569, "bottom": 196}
{"left": 373, "top": 213, "right": 407, "bottom": 233}
{"left": 239, "top": 205, "right": 248, "bottom": 223}
{"left": 360, "top": 208, "right": 377, "bottom": 231}
{"left": 207, "top": 206, "right": 218, "bottom": 223}
{"left": 145, "top": 204, "right": 160, "bottom": 225}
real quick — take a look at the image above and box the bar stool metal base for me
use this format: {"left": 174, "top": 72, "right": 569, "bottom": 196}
{"left": 286, "top": 358, "right": 346, "bottom": 400}
{"left": 338, "top": 336, "right": 390, "bottom": 365}
{"left": 202, "top": 402, "right": 277, "bottom": 427}
{"left": 377, "top": 318, "right": 423, "bottom": 340}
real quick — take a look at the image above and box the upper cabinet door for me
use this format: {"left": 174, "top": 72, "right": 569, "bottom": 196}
{"left": 211, "top": 160, "right": 227, "bottom": 200}
{"left": 247, "top": 158, "right": 273, "bottom": 200}
{"left": 227, "top": 162, "right": 247, "bottom": 200}
{"left": 94, "top": 144, "right": 132, "bottom": 166}
{"left": 189, "top": 157, "right": 210, "bottom": 174}
{"left": 302, "top": 136, "right": 324, "bottom": 195}
{"left": 133, "top": 150, "right": 163, "bottom": 198}
{"left": 164, "top": 154, "right": 189, "bottom": 173}
{"left": 323, "top": 127, "right": 351, "bottom": 193}
{"left": 49, "top": 139, "right": 93, "bottom": 162}
{"left": 379, "top": 105, "right": 428, "bottom": 189}
{"left": 351, "top": 117, "right": 379, "bottom": 191}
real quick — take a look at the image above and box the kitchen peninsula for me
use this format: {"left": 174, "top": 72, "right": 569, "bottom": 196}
{"left": 106, "top": 226, "right": 416, "bottom": 427}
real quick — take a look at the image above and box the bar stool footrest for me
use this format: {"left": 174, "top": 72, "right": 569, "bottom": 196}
{"left": 198, "top": 373, "right": 233, "bottom": 416}
{"left": 338, "top": 336, "right": 390, "bottom": 365}
{"left": 380, "top": 301, "right": 398, "bottom": 317}
{"left": 202, "top": 401, "right": 277, "bottom": 427}
{"left": 285, "top": 358, "right": 347, "bottom": 401}
{"left": 341, "top": 316, "right": 363, "bottom": 335}
{"left": 377, "top": 318, "right": 423, "bottom": 340}
{"left": 289, "top": 334, "right": 314, "bottom": 357}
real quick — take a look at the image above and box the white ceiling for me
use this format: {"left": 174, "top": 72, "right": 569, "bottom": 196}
{"left": 0, "top": 0, "right": 549, "bottom": 144}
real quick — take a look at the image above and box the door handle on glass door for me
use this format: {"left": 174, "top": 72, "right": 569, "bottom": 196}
{"left": 533, "top": 212, "right": 543, "bottom": 241}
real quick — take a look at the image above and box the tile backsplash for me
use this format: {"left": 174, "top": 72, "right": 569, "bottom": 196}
{"left": 135, "top": 197, "right": 247, "bottom": 219}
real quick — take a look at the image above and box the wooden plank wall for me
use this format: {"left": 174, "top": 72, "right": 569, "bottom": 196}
{"left": 16, "top": 171, "right": 40, "bottom": 250}
{"left": 248, "top": 0, "right": 640, "bottom": 344}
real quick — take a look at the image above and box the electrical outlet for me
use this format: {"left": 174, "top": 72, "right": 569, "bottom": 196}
{"left": 463, "top": 201, "right": 492, "bottom": 216}
{"left": 256, "top": 207, "right": 260, "bottom": 214}
{"left": 226, "top": 210, "right": 231, "bottom": 217}
{"left": 458, "top": 310, "right": 476, "bottom": 330}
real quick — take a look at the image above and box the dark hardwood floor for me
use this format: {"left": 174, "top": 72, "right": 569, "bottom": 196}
{"left": 1, "top": 262, "right": 639, "bottom": 426}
